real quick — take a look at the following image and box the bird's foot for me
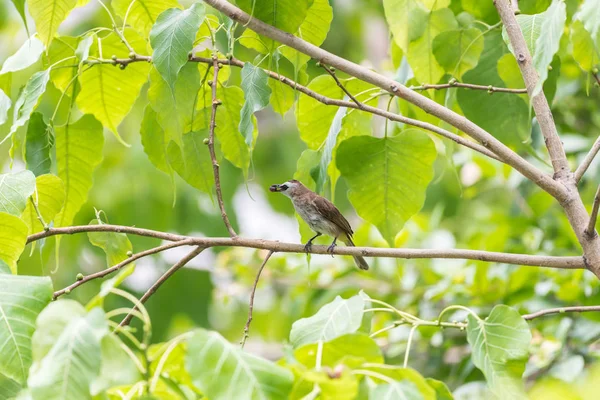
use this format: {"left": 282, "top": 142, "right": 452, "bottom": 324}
{"left": 327, "top": 243, "right": 336, "bottom": 257}
{"left": 304, "top": 241, "right": 313, "bottom": 254}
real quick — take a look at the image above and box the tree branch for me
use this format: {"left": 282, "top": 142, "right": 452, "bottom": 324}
{"left": 319, "top": 63, "right": 364, "bottom": 108}
{"left": 574, "top": 135, "right": 600, "bottom": 184}
{"left": 410, "top": 82, "right": 527, "bottom": 93}
{"left": 27, "top": 224, "right": 585, "bottom": 269}
{"left": 585, "top": 185, "right": 600, "bottom": 238}
{"left": 209, "top": 55, "right": 237, "bottom": 238}
{"left": 523, "top": 305, "right": 600, "bottom": 320}
{"left": 241, "top": 250, "right": 274, "bottom": 349}
{"left": 119, "top": 246, "right": 205, "bottom": 327}
{"left": 203, "top": 0, "right": 567, "bottom": 200}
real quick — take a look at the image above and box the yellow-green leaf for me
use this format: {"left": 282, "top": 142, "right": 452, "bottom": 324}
{"left": 570, "top": 19, "right": 599, "bottom": 71}
{"left": 28, "top": 0, "right": 78, "bottom": 47}
{"left": 21, "top": 174, "right": 65, "bottom": 234}
{"left": 383, "top": 0, "right": 429, "bottom": 52}
{"left": 112, "top": 0, "right": 182, "bottom": 38}
{"left": 433, "top": 27, "right": 484, "bottom": 78}
{"left": 87, "top": 219, "right": 133, "bottom": 267}
{"left": 140, "top": 105, "right": 171, "bottom": 175}
{"left": 0, "top": 212, "right": 28, "bottom": 274}
{"left": 166, "top": 129, "right": 214, "bottom": 195}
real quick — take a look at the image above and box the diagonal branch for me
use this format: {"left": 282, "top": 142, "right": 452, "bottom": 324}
{"left": 319, "top": 63, "right": 364, "bottom": 108}
{"left": 574, "top": 135, "right": 600, "bottom": 184}
{"left": 204, "top": 0, "right": 567, "bottom": 200}
{"left": 585, "top": 185, "right": 600, "bottom": 238}
{"left": 523, "top": 305, "right": 600, "bottom": 320}
{"left": 209, "top": 55, "right": 237, "bottom": 238}
{"left": 241, "top": 250, "right": 274, "bottom": 348}
{"left": 119, "top": 246, "right": 205, "bottom": 327}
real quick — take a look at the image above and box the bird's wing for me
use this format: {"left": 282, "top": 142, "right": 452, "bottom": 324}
{"left": 313, "top": 195, "right": 354, "bottom": 237}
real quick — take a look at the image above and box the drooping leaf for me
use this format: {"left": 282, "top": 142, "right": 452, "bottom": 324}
{"left": 466, "top": 305, "right": 531, "bottom": 399}
{"left": 28, "top": 0, "right": 78, "bottom": 46}
{"left": 289, "top": 293, "right": 367, "bottom": 348}
{"left": 28, "top": 306, "right": 108, "bottom": 400}
{"left": 294, "top": 333, "right": 383, "bottom": 368}
{"left": 87, "top": 219, "right": 133, "bottom": 267}
{"left": 54, "top": 114, "right": 104, "bottom": 227}
{"left": 9, "top": 0, "right": 30, "bottom": 35}
{"left": 112, "top": 0, "right": 182, "bottom": 38}
{"left": 315, "top": 103, "right": 347, "bottom": 194}
{"left": 186, "top": 329, "right": 294, "bottom": 400}
{"left": 337, "top": 132, "right": 436, "bottom": 246}
{"left": 21, "top": 174, "right": 65, "bottom": 234}
{"left": 239, "top": 62, "right": 271, "bottom": 148}
{"left": 76, "top": 29, "right": 150, "bottom": 144}
{"left": 0, "top": 213, "right": 28, "bottom": 274}
{"left": 140, "top": 105, "right": 172, "bottom": 175}
{"left": 0, "top": 36, "right": 45, "bottom": 74}
{"left": 25, "top": 112, "right": 53, "bottom": 176}
{"left": 570, "top": 19, "right": 599, "bottom": 72}
{"left": 5, "top": 69, "right": 50, "bottom": 140}
{"left": 0, "top": 274, "right": 52, "bottom": 385}
{"left": 0, "top": 170, "right": 35, "bottom": 215}
{"left": 0, "top": 89, "right": 10, "bottom": 126}
{"left": 370, "top": 381, "right": 423, "bottom": 400}
{"left": 383, "top": 0, "right": 429, "bottom": 52}
{"left": 166, "top": 130, "right": 214, "bottom": 195}
{"left": 150, "top": 3, "right": 205, "bottom": 91}
{"left": 433, "top": 28, "right": 484, "bottom": 78}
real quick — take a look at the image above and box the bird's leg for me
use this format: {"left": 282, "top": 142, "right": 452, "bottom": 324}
{"left": 327, "top": 237, "right": 338, "bottom": 257}
{"left": 304, "top": 233, "right": 322, "bottom": 254}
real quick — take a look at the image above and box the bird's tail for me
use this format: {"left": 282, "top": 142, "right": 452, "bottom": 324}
{"left": 341, "top": 235, "right": 369, "bottom": 270}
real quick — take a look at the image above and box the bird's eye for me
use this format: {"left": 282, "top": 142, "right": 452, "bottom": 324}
{"left": 281, "top": 185, "right": 289, "bottom": 190}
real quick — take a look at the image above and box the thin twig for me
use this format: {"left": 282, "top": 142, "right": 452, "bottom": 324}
{"left": 319, "top": 63, "right": 364, "bottom": 108}
{"left": 29, "top": 196, "right": 47, "bottom": 229}
{"left": 593, "top": 72, "right": 600, "bottom": 86}
{"left": 119, "top": 247, "right": 205, "bottom": 327}
{"left": 586, "top": 185, "right": 600, "bottom": 238}
{"left": 523, "top": 305, "right": 600, "bottom": 320}
{"left": 53, "top": 239, "right": 197, "bottom": 299}
{"left": 209, "top": 55, "right": 237, "bottom": 238}
{"left": 241, "top": 250, "right": 274, "bottom": 348}
{"left": 27, "top": 224, "right": 586, "bottom": 269}
{"left": 574, "top": 135, "right": 600, "bottom": 184}
{"left": 410, "top": 82, "right": 527, "bottom": 93}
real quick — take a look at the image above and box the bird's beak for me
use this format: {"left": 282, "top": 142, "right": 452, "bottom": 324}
{"left": 269, "top": 184, "right": 282, "bottom": 192}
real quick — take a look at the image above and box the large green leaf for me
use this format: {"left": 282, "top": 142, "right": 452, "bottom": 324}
{"left": 570, "top": 19, "right": 599, "bottom": 71}
{"left": 28, "top": 0, "right": 78, "bottom": 46}
{"left": 239, "top": 62, "right": 271, "bottom": 148}
{"left": 289, "top": 293, "right": 367, "bottom": 349}
{"left": 140, "top": 105, "right": 172, "bottom": 175}
{"left": 466, "top": 305, "right": 531, "bottom": 399}
{"left": 0, "top": 89, "right": 10, "bottom": 126}
{"left": 166, "top": 129, "right": 214, "bottom": 195}
{"left": 150, "top": 3, "right": 205, "bottom": 91}
{"left": 433, "top": 27, "right": 484, "bottom": 78}
{"left": 28, "top": 305, "right": 108, "bottom": 400}
{"left": 383, "top": 0, "right": 429, "bottom": 52}
{"left": 0, "top": 170, "right": 35, "bottom": 216}
{"left": 0, "top": 213, "right": 28, "bottom": 274}
{"left": 336, "top": 132, "right": 436, "bottom": 246}
{"left": 25, "top": 112, "right": 53, "bottom": 176}
{"left": 578, "top": 0, "right": 600, "bottom": 47}
{"left": 87, "top": 219, "right": 133, "bottom": 267}
{"left": 112, "top": 0, "right": 182, "bottom": 38}
{"left": 54, "top": 114, "right": 104, "bottom": 227}
{"left": 457, "top": 30, "right": 530, "bottom": 146}
{"left": 21, "top": 174, "right": 65, "bottom": 234}
{"left": 0, "top": 36, "right": 44, "bottom": 74}
{"left": 76, "top": 30, "right": 150, "bottom": 143}
{"left": 294, "top": 333, "right": 383, "bottom": 368}
{"left": 186, "top": 329, "right": 294, "bottom": 400}
{"left": 237, "top": 0, "right": 313, "bottom": 53}
{"left": 0, "top": 274, "right": 52, "bottom": 385}
{"left": 6, "top": 69, "right": 50, "bottom": 140}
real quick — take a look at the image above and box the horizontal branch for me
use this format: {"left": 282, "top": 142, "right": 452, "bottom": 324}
{"left": 523, "top": 305, "right": 600, "bottom": 320}
{"left": 28, "top": 224, "right": 585, "bottom": 269}
{"left": 410, "top": 82, "right": 527, "bottom": 94}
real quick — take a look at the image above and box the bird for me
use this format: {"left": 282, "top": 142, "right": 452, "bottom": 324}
{"left": 269, "top": 179, "right": 369, "bottom": 270}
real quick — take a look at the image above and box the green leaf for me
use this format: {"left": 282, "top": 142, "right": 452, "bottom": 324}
{"left": 87, "top": 219, "right": 133, "bottom": 267}
{"left": 457, "top": 30, "right": 530, "bottom": 146}
{"left": 239, "top": 63, "right": 271, "bottom": 148}
{"left": 269, "top": 77, "right": 296, "bottom": 117}
{"left": 362, "top": 365, "right": 437, "bottom": 400}
{"left": 27, "top": 0, "right": 78, "bottom": 46}
{"left": 337, "top": 132, "right": 436, "bottom": 246}
{"left": 422, "top": 0, "right": 450, "bottom": 9}
{"left": 0, "top": 213, "right": 28, "bottom": 274}
{"left": 45, "top": 36, "right": 84, "bottom": 94}
{"left": 433, "top": 28, "right": 484, "bottom": 79}
{"left": 9, "top": 0, "right": 30, "bottom": 36}
{"left": 0, "top": 36, "right": 44, "bottom": 74}
{"left": 460, "top": 0, "right": 499, "bottom": 24}
{"left": 6, "top": 69, "right": 50, "bottom": 140}
{"left": 186, "top": 329, "right": 294, "bottom": 400}
{"left": 466, "top": 305, "right": 531, "bottom": 399}
{"left": 383, "top": 0, "right": 429, "bottom": 52}
{"left": 289, "top": 293, "right": 367, "bottom": 348}
{"left": 406, "top": 8, "right": 458, "bottom": 84}
{"left": 0, "top": 89, "right": 10, "bottom": 126}
{"left": 54, "top": 114, "right": 104, "bottom": 227}
{"left": 0, "top": 170, "right": 35, "bottom": 215}
{"left": 150, "top": 3, "right": 205, "bottom": 91}
{"left": 237, "top": 0, "right": 313, "bottom": 53}
{"left": 141, "top": 105, "right": 172, "bottom": 175}
{"left": 91, "top": 334, "right": 143, "bottom": 395}
{"left": 112, "top": 0, "right": 182, "bottom": 38}
{"left": 21, "top": 174, "right": 66, "bottom": 234}
{"left": 279, "top": 0, "right": 333, "bottom": 70}
{"left": 25, "top": 112, "right": 53, "bottom": 176}
{"left": 0, "top": 275, "right": 52, "bottom": 385}
{"left": 76, "top": 30, "right": 150, "bottom": 144}
{"left": 289, "top": 368, "right": 358, "bottom": 400}
{"left": 570, "top": 19, "right": 599, "bottom": 72}
{"left": 29, "top": 306, "right": 108, "bottom": 400}
{"left": 294, "top": 333, "right": 383, "bottom": 368}
{"left": 316, "top": 104, "right": 347, "bottom": 194}
{"left": 578, "top": 0, "right": 600, "bottom": 47}
{"left": 167, "top": 129, "right": 214, "bottom": 195}
{"left": 426, "top": 379, "right": 454, "bottom": 400}
{"left": 370, "top": 381, "right": 423, "bottom": 400}
{"left": 32, "top": 300, "right": 86, "bottom": 361}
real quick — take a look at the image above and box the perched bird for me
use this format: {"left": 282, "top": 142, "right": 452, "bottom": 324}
{"left": 269, "top": 179, "right": 369, "bottom": 270}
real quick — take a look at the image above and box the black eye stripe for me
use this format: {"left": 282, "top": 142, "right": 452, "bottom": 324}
{"left": 281, "top": 185, "right": 289, "bottom": 190}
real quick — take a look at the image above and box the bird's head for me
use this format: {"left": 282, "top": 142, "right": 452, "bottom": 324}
{"left": 269, "top": 179, "right": 303, "bottom": 198}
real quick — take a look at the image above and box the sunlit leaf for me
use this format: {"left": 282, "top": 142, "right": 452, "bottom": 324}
{"left": 570, "top": 19, "right": 599, "bottom": 72}
{"left": 383, "top": 0, "right": 429, "bottom": 52}
{"left": 9, "top": 0, "right": 30, "bottom": 35}
{"left": 150, "top": 3, "right": 205, "bottom": 91}
{"left": 0, "top": 36, "right": 44, "bottom": 74}
{"left": 426, "top": 378, "right": 454, "bottom": 400}
{"left": 361, "top": 365, "right": 437, "bottom": 400}
{"left": 370, "top": 381, "right": 423, "bottom": 400}
{"left": 337, "top": 131, "right": 436, "bottom": 246}
{"left": 6, "top": 69, "right": 50, "bottom": 139}
{"left": 0, "top": 170, "right": 35, "bottom": 215}
{"left": 112, "top": 0, "right": 182, "bottom": 38}
{"left": 578, "top": 0, "right": 600, "bottom": 47}
{"left": 28, "top": 0, "right": 78, "bottom": 47}
{"left": 433, "top": 28, "right": 484, "bottom": 78}
{"left": 0, "top": 89, "right": 10, "bottom": 126}
{"left": 54, "top": 114, "right": 104, "bottom": 227}
{"left": 239, "top": 62, "right": 271, "bottom": 148}
{"left": 25, "top": 112, "right": 53, "bottom": 176}
{"left": 466, "top": 305, "right": 531, "bottom": 399}
{"left": 21, "top": 174, "right": 65, "bottom": 234}
{"left": 45, "top": 36, "right": 84, "bottom": 94}
{"left": 0, "top": 213, "right": 28, "bottom": 274}
{"left": 0, "top": 274, "right": 52, "bottom": 385}
{"left": 166, "top": 129, "right": 214, "bottom": 195}
{"left": 294, "top": 333, "right": 383, "bottom": 368}
{"left": 186, "top": 329, "right": 294, "bottom": 400}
